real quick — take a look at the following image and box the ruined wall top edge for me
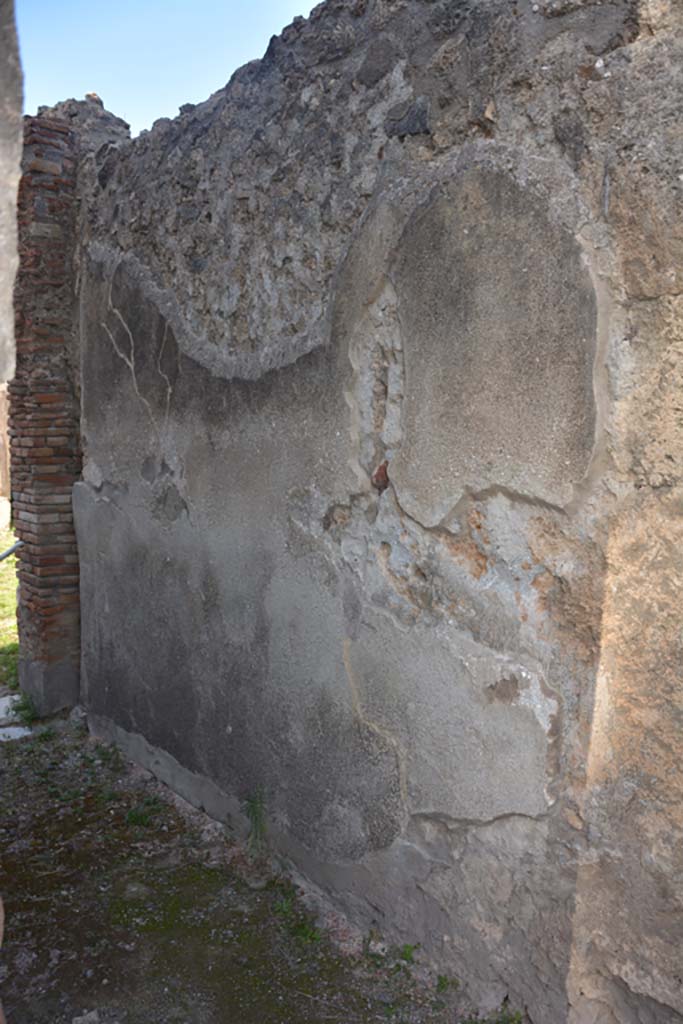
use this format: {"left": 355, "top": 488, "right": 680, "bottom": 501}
{"left": 57, "top": 0, "right": 682, "bottom": 385}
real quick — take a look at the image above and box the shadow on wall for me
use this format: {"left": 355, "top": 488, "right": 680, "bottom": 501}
{"left": 567, "top": 497, "right": 683, "bottom": 1023}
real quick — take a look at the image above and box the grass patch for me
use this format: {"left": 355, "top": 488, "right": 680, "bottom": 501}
{"left": 274, "top": 894, "right": 294, "bottom": 918}
{"left": 290, "top": 917, "right": 321, "bottom": 944}
{"left": 399, "top": 943, "right": 418, "bottom": 964}
{"left": 244, "top": 787, "right": 267, "bottom": 854}
{"left": 94, "top": 786, "right": 120, "bottom": 806}
{"left": 0, "top": 527, "right": 19, "bottom": 690}
{"left": 126, "top": 795, "right": 163, "bottom": 827}
{"left": 95, "top": 742, "right": 125, "bottom": 772}
{"left": 272, "top": 884, "right": 321, "bottom": 944}
{"left": 36, "top": 726, "right": 57, "bottom": 742}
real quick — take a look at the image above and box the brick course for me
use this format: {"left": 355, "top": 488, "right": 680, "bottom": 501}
{"left": 9, "top": 116, "right": 81, "bottom": 713}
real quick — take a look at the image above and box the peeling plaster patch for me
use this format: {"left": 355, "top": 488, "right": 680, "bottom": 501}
{"left": 152, "top": 483, "right": 188, "bottom": 525}
{"left": 485, "top": 673, "right": 522, "bottom": 704}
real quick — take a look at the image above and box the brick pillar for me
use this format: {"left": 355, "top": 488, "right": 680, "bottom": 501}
{"left": 9, "top": 116, "right": 81, "bottom": 713}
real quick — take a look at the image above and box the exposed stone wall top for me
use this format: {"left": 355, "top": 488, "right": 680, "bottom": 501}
{"left": 38, "top": 94, "right": 130, "bottom": 154}
{"left": 76, "top": 0, "right": 649, "bottom": 382}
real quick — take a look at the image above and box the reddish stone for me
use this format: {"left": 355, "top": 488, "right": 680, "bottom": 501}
{"left": 371, "top": 460, "right": 390, "bottom": 493}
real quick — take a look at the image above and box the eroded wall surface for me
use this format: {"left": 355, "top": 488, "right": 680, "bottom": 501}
{"left": 56, "top": 1, "right": 683, "bottom": 1019}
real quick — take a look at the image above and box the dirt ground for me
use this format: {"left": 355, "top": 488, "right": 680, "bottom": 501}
{"left": 0, "top": 715, "right": 518, "bottom": 1024}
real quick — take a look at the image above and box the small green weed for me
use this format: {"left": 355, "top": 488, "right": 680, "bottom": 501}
{"left": 96, "top": 743, "right": 124, "bottom": 772}
{"left": 380, "top": 990, "right": 412, "bottom": 1020}
{"left": 126, "top": 807, "right": 151, "bottom": 826}
{"left": 95, "top": 786, "right": 119, "bottom": 805}
{"left": 13, "top": 691, "right": 37, "bottom": 726}
{"left": 244, "top": 787, "right": 266, "bottom": 853}
{"left": 399, "top": 943, "right": 418, "bottom": 964}
{"left": 437, "top": 974, "right": 459, "bottom": 993}
{"left": 290, "top": 917, "right": 321, "bottom": 944}
{"left": 126, "top": 795, "right": 163, "bottom": 827}
{"left": 274, "top": 894, "right": 294, "bottom": 918}
{"left": 273, "top": 886, "right": 320, "bottom": 943}
{"left": 36, "top": 726, "right": 57, "bottom": 742}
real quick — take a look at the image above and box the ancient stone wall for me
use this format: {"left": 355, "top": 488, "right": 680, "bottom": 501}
{"left": 10, "top": 117, "right": 81, "bottom": 712}
{"left": 18, "top": 0, "right": 682, "bottom": 1020}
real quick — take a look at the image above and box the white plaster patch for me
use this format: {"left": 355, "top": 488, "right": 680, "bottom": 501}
{"left": 0, "top": 725, "right": 32, "bottom": 742}
{"left": 516, "top": 669, "right": 558, "bottom": 734}
{"left": 0, "top": 693, "right": 19, "bottom": 723}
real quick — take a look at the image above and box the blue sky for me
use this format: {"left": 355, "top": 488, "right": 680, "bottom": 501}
{"left": 16, "top": 1, "right": 315, "bottom": 136}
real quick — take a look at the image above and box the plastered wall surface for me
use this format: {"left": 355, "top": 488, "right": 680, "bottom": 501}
{"left": 24, "top": 1, "right": 683, "bottom": 1020}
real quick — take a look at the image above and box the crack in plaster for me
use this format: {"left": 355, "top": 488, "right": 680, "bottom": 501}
{"left": 101, "top": 272, "right": 161, "bottom": 440}
{"left": 410, "top": 807, "right": 549, "bottom": 831}
{"left": 156, "top": 321, "right": 173, "bottom": 432}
